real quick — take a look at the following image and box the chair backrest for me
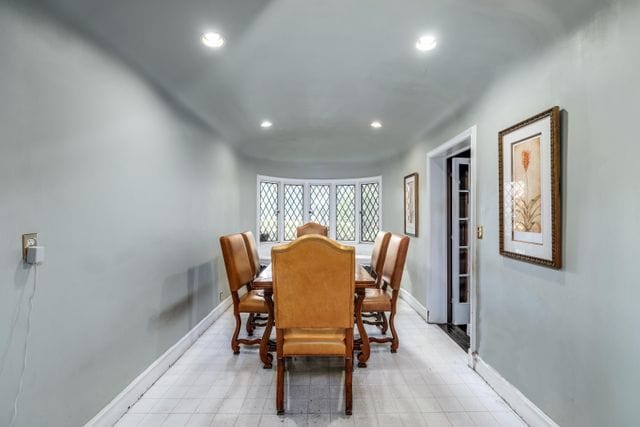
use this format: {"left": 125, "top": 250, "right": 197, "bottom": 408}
{"left": 220, "top": 233, "right": 254, "bottom": 293}
{"left": 381, "top": 234, "right": 410, "bottom": 291}
{"left": 272, "top": 235, "right": 354, "bottom": 329}
{"left": 371, "top": 231, "right": 391, "bottom": 280}
{"left": 241, "top": 231, "right": 261, "bottom": 277}
{"left": 296, "top": 222, "right": 329, "bottom": 238}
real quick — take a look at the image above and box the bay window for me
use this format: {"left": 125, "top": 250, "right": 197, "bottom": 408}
{"left": 257, "top": 175, "right": 382, "bottom": 244}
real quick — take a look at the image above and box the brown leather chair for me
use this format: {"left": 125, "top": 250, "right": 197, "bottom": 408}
{"left": 272, "top": 235, "right": 355, "bottom": 415}
{"left": 369, "top": 231, "right": 391, "bottom": 287}
{"left": 362, "top": 233, "right": 409, "bottom": 353}
{"left": 362, "top": 231, "right": 391, "bottom": 330}
{"left": 295, "top": 222, "right": 329, "bottom": 238}
{"left": 219, "top": 233, "right": 269, "bottom": 354}
{"left": 241, "top": 231, "right": 264, "bottom": 278}
{"left": 241, "top": 231, "right": 268, "bottom": 334}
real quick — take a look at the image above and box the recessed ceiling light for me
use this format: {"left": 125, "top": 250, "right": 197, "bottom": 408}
{"left": 201, "top": 32, "right": 225, "bottom": 48}
{"left": 260, "top": 120, "right": 273, "bottom": 128}
{"left": 370, "top": 121, "right": 383, "bottom": 129}
{"left": 416, "top": 35, "right": 437, "bottom": 52}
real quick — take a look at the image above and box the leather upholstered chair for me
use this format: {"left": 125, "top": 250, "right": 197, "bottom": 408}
{"left": 220, "top": 233, "right": 268, "bottom": 354}
{"left": 295, "top": 222, "right": 329, "bottom": 238}
{"left": 362, "top": 233, "right": 409, "bottom": 353}
{"left": 241, "top": 231, "right": 264, "bottom": 278}
{"left": 272, "top": 235, "right": 355, "bottom": 415}
{"left": 241, "top": 231, "right": 268, "bottom": 334}
{"left": 362, "top": 231, "right": 391, "bottom": 330}
{"left": 369, "top": 231, "right": 391, "bottom": 287}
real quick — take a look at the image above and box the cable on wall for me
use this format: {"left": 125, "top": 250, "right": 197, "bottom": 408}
{"left": 0, "top": 278, "right": 27, "bottom": 377}
{"left": 9, "top": 265, "right": 38, "bottom": 427}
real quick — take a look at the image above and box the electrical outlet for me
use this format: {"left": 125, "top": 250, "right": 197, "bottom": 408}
{"left": 219, "top": 291, "right": 224, "bottom": 301}
{"left": 22, "top": 233, "right": 38, "bottom": 261}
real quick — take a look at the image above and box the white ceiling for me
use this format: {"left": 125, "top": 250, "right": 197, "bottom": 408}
{"left": 37, "top": 0, "right": 606, "bottom": 162}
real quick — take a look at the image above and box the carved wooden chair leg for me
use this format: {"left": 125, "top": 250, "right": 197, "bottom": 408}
{"left": 380, "top": 312, "right": 388, "bottom": 335}
{"left": 231, "top": 313, "right": 242, "bottom": 354}
{"left": 253, "top": 314, "right": 268, "bottom": 321}
{"left": 276, "top": 330, "right": 285, "bottom": 414}
{"left": 372, "top": 312, "right": 385, "bottom": 331}
{"left": 276, "top": 358, "right": 285, "bottom": 414}
{"left": 389, "top": 310, "right": 399, "bottom": 353}
{"left": 246, "top": 313, "right": 255, "bottom": 336}
{"left": 363, "top": 318, "right": 383, "bottom": 326}
{"left": 345, "top": 355, "right": 353, "bottom": 415}
{"left": 345, "top": 329, "right": 353, "bottom": 416}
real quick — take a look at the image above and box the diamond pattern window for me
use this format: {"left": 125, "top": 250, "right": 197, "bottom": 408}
{"left": 283, "top": 184, "right": 305, "bottom": 241}
{"left": 336, "top": 184, "right": 356, "bottom": 241}
{"left": 259, "top": 182, "right": 279, "bottom": 242}
{"left": 257, "top": 176, "right": 381, "bottom": 244}
{"left": 309, "top": 185, "right": 330, "bottom": 227}
{"left": 360, "top": 182, "right": 380, "bottom": 242}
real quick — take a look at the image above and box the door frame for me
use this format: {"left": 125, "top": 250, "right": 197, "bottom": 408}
{"left": 425, "top": 125, "right": 478, "bottom": 363}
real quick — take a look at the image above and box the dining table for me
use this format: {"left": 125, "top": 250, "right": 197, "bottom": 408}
{"left": 252, "top": 263, "right": 377, "bottom": 368}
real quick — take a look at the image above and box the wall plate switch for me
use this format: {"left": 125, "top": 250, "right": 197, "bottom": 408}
{"left": 22, "top": 233, "right": 39, "bottom": 262}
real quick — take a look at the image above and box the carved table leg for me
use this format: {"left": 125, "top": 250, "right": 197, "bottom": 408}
{"left": 260, "top": 290, "right": 275, "bottom": 369}
{"left": 354, "top": 289, "right": 370, "bottom": 368}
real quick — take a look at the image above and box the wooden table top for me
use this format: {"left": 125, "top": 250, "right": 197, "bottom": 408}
{"left": 252, "top": 264, "right": 376, "bottom": 289}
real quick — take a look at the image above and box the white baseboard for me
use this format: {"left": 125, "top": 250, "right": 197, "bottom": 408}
{"left": 85, "top": 296, "right": 232, "bottom": 427}
{"left": 398, "top": 287, "right": 553, "bottom": 426}
{"left": 399, "top": 288, "right": 427, "bottom": 322}
{"left": 473, "top": 355, "right": 559, "bottom": 427}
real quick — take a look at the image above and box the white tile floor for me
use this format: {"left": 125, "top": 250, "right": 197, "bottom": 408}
{"left": 116, "top": 301, "right": 526, "bottom": 427}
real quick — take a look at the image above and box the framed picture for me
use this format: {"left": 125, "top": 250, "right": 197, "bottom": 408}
{"left": 404, "top": 173, "right": 419, "bottom": 237}
{"left": 499, "top": 106, "right": 561, "bottom": 268}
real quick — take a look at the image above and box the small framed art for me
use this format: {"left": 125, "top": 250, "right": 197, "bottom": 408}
{"left": 404, "top": 173, "right": 419, "bottom": 237}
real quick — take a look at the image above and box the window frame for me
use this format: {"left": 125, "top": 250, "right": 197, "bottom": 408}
{"left": 256, "top": 175, "right": 382, "bottom": 248}
{"left": 258, "top": 180, "right": 281, "bottom": 243}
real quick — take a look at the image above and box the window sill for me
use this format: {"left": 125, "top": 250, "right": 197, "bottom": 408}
{"left": 259, "top": 242, "right": 373, "bottom": 262}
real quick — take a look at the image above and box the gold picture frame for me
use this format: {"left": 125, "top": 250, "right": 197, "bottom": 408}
{"left": 498, "top": 107, "right": 561, "bottom": 268}
{"left": 404, "top": 173, "right": 419, "bottom": 237}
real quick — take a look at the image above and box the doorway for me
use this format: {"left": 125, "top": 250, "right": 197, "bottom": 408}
{"left": 425, "top": 126, "right": 477, "bottom": 360}
{"left": 441, "top": 150, "right": 471, "bottom": 351}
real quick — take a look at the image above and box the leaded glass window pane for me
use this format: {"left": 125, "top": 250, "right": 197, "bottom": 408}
{"left": 309, "top": 185, "right": 330, "bottom": 227}
{"left": 336, "top": 184, "right": 356, "bottom": 241}
{"left": 259, "top": 182, "right": 279, "bottom": 242}
{"left": 283, "top": 184, "right": 304, "bottom": 241}
{"left": 360, "top": 182, "right": 380, "bottom": 242}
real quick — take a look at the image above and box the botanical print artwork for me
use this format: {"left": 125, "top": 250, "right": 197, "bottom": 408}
{"left": 512, "top": 135, "right": 542, "bottom": 234}
{"left": 499, "top": 106, "right": 561, "bottom": 268}
{"left": 405, "top": 180, "right": 415, "bottom": 226}
{"left": 404, "top": 173, "right": 418, "bottom": 236}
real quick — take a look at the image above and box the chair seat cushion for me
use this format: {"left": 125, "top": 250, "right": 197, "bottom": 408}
{"left": 362, "top": 289, "right": 392, "bottom": 312}
{"left": 283, "top": 328, "right": 346, "bottom": 356}
{"left": 238, "top": 290, "right": 268, "bottom": 313}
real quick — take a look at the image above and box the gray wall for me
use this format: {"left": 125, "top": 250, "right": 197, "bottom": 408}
{"left": 382, "top": 1, "right": 640, "bottom": 425}
{"left": 239, "top": 154, "right": 386, "bottom": 180}
{"left": 3, "top": 0, "right": 639, "bottom": 425}
{"left": 0, "top": 3, "right": 249, "bottom": 426}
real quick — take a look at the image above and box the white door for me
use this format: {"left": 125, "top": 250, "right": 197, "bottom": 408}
{"left": 451, "top": 158, "right": 471, "bottom": 325}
